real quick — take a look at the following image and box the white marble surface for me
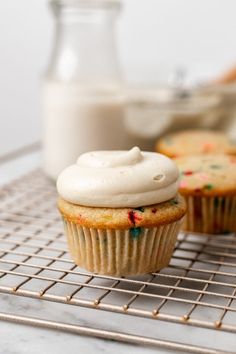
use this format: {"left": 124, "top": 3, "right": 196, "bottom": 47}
{"left": 0, "top": 151, "right": 236, "bottom": 354}
{"left": 1, "top": 292, "right": 236, "bottom": 354}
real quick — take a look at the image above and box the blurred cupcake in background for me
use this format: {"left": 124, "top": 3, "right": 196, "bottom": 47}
{"left": 175, "top": 154, "right": 236, "bottom": 234}
{"left": 156, "top": 130, "right": 236, "bottom": 158}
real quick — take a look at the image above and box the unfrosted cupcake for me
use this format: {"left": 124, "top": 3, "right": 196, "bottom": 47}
{"left": 156, "top": 130, "right": 236, "bottom": 158}
{"left": 175, "top": 154, "right": 236, "bottom": 234}
{"left": 57, "top": 147, "right": 186, "bottom": 276}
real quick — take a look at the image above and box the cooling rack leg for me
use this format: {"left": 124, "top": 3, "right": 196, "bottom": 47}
{"left": 0, "top": 312, "right": 233, "bottom": 354}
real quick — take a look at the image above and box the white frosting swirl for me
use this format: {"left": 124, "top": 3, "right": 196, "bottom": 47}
{"left": 57, "top": 147, "right": 179, "bottom": 207}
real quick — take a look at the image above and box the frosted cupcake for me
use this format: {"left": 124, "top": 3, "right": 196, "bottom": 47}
{"left": 175, "top": 154, "right": 236, "bottom": 234}
{"left": 57, "top": 147, "right": 186, "bottom": 276}
{"left": 156, "top": 130, "right": 236, "bottom": 158}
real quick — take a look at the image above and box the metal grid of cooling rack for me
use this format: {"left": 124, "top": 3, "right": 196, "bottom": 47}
{"left": 1, "top": 170, "right": 236, "bottom": 354}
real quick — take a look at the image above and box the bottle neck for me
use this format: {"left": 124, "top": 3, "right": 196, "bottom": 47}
{"left": 47, "top": 1, "right": 122, "bottom": 87}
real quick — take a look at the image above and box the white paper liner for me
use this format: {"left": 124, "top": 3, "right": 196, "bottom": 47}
{"left": 62, "top": 219, "right": 182, "bottom": 276}
{"left": 183, "top": 195, "right": 236, "bottom": 234}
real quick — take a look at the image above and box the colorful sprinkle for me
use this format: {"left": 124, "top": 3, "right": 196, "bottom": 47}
{"left": 183, "top": 170, "right": 193, "bottom": 176}
{"left": 128, "top": 211, "right": 142, "bottom": 225}
{"left": 196, "top": 173, "right": 209, "bottom": 181}
{"left": 102, "top": 215, "right": 112, "bottom": 221}
{"left": 210, "top": 164, "right": 221, "bottom": 169}
{"left": 180, "top": 181, "right": 188, "bottom": 189}
{"left": 130, "top": 227, "right": 142, "bottom": 239}
{"left": 194, "top": 188, "right": 201, "bottom": 193}
{"left": 151, "top": 208, "right": 157, "bottom": 214}
{"left": 202, "top": 142, "right": 214, "bottom": 152}
{"left": 204, "top": 184, "right": 213, "bottom": 190}
{"left": 230, "top": 157, "right": 236, "bottom": 164}
{"left": 134, "top": 207, "right": 145, "bottom": 212}
{"left": 170, "top": 199, "right": 178, "bottom": 205}
{"left": 128, "top": 211, "right": 135, "bottom": 224}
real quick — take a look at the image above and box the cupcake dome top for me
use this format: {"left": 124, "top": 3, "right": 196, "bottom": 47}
{"left": 156, "top": 130, "right": 236, "bottom": 158}
{"left": 57, "top": 147, "right": 179, "bottom": 208}
{"left": 175, "top": 154, "right": 236, "bottom": 196}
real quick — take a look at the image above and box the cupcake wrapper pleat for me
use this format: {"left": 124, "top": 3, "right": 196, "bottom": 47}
{"left": 183, "top": 196, "right": 236, "bottom": 234}
{"left": 62, "top": 218, "right": 182, "bottom": 276}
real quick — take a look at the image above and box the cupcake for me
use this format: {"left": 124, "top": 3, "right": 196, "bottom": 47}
{"left": 175, "top": 154, "right": 236, "bottom": 234}
{"left": 57, "top": 147, "right": 186, "bottom": 276}
{"left": 156, "top": 130, "right": 236, "bottom": 158}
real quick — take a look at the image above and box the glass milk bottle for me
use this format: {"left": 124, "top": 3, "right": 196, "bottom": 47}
{"left": 42, "top": 0, "right": 125, "bottom": 179}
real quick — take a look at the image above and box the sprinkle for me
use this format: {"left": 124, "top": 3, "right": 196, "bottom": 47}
{"left": 102, "top": 215, "right": 112, "bottom": 221}
{"left": 135, "top": 207, "right": 145, "bottom": 212}
{"left": 210, "top": 164, "right": 221, "bottom": 169}
{"left": 196, "top": 173, "right": 209, "bottom": 181}
{"left": 170, "top": 199, "right": 178, "bottom": 205}
{"left": 230, "top": 157, "right": 236, "bottom": 164}
{"left": 135, "top": 213, "right": 142, "bottom": 222}
{"left": 151, "top": 208, "right": 157, "bottom": 213}
{"left": 194, "top": 188, "right": 201, "bottom": 193}
{"left": 202, "top": 142, "right": 214, "bottom": 152}
{"left": 183, "top": 170, "right": 193, "bottom": 176}
{"left": 130, "top": 227, "right": 142, "bottom": 239}
{"left": 128, "top": 211, "right": 135, "bottom": 224}
{"left": 128, "top": 211, "right": 142, "bottom": 225}
{"left": 204, "top": 184, "right": 213, "bottom": 190}
{"left": 180, "top": 181, "right": 188, "bottom": 189}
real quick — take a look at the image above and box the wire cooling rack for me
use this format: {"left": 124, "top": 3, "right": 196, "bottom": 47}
{"left": 1, "top": 170, "right": 236, "bottom": 354}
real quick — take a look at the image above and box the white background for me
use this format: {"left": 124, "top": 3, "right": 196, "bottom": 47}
{"left": 1, "top": 0, "right": 236, "bottom": 156}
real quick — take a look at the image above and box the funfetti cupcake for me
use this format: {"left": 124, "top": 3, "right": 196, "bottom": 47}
{"left": 57, "top": 147, "right": 186, "bottom": 276}
{"left": 156, "top": 130, "right": 236, "bottom": 158}
{"left": 175, "top": 154, "right": 236, "bottom": 234}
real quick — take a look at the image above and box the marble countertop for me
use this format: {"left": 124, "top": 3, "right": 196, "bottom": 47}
{"left": 0, "top": 151, "right": 235, "bottom": 354}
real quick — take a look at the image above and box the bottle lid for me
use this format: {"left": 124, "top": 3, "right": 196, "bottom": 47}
{"left": 51, "top": 0, "right": 121, "bottom": 10}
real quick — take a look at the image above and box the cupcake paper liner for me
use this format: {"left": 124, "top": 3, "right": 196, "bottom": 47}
{"left": 183, "top": 195, "right": 236, "bottom": 234}
{"left": 62, "top": 218, "right": 182, "bottom": 276}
